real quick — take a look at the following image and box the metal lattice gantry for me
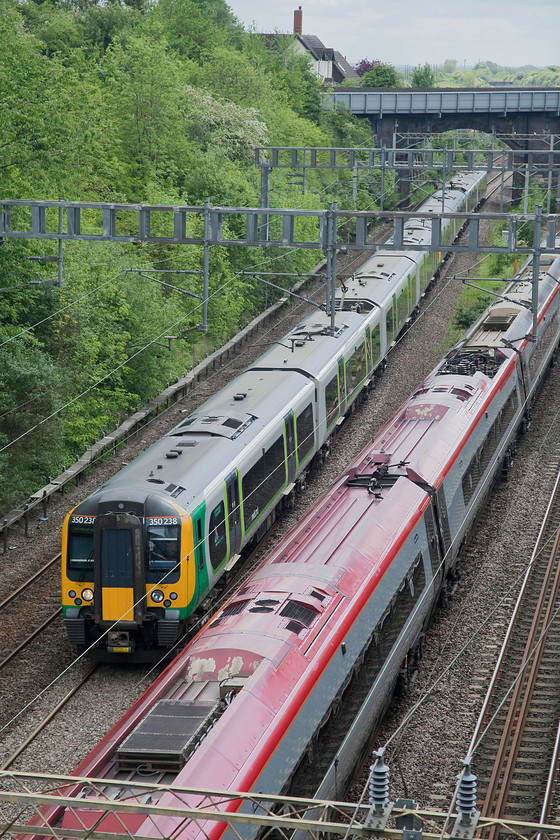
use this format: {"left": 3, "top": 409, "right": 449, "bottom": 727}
{"left": 1, "top": 771, "right": 560, "bottom": 840}
{"left": 2, "top": 198, "right": 558, "bottom": 254}
{"left": 254, "top": 145, "right": 560, "bottom": 174}
{"left": 254, "top": 144, "right": 560, "bottom": 213}
{"left": 1, "top": 197, "right": 558, "bottom": 338}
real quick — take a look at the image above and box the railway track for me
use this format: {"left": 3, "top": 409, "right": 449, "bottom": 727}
{"left": 0, "top": 173, "right": 501, "bottom": 778}
{"left": 0, "top": 553, "right": 62, "bottom": 672}
{"left": 466, "top": 448, "right": 560, "bottom": 834}
{"left": 0, "top": 664, "right": 98, "bottom": 771}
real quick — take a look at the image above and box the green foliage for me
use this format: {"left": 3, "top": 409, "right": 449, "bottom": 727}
{"left": 0, "top": 0, "right": 399, "bottom": 511}
{"left": 0, "top": 332, "right": 66, "bottom": 510}
{"left": 101, "top": 36, "right": 195, "bottom": 195}
{"left": 151, "top": 0, "right": 243, "bottom": 60}
{"left": 454, "top": 295, "right": 492, "bottom": 329}
{"left": 435, "top": 59, "right": 560, "bottom": 88}
{"left": 410, "top": 63, "right": 436, "bottom": 88}
{"left": 361, "top": 62, "right": 400, "bottom": 88}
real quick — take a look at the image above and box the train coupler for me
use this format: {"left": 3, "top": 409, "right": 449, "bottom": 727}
{"left": 107, "top": 630, "right": 135, "bottom": 654}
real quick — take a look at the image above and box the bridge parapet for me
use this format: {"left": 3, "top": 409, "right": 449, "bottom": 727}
{"left": 324, "top": 88, "right": 560, "bottom": 149}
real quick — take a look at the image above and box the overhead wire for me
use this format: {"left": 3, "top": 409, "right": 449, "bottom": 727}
{"left": 2, "top": 182, "right": 485, "bottom": 734}
{"left": 2, "top": 163, "right": 496, "bottom": 738}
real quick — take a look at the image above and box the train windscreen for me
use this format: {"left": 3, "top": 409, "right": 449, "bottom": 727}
{"left": 67, "top": 521, "right": 94, "bottom": 578}
{"left": 145, "top": 522, "right": 181, "bottom": 583}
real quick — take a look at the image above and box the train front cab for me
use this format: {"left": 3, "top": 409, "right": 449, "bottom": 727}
{"left": 62, "top": 504, "right": 196, "bottom": 660}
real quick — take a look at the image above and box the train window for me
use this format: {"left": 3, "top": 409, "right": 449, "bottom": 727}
{"left": 296, "top": 403, "right": 314, "bottom": 462}
{"left": 346, "top": 343, "right": 367, "bottom": 398}
{"left": 325, "top": 373, "right": 339, "bottom": 426}
{"left": 408, "top": 273, "right": 416, "bottom": 308}
{"left": 397, "top": 286, "right": 409, "bottom": 330}
{"left": 209, "top": 501, "right": 227, "bottom": 569}
{"left": 145, "top": 523, "right": 181, "bottom": 583}
{"left": 242, "top": 435, "right": 286, "bottom": 531}
{"left": 346, "top": 355, "right": 358, "bottom": 397}
{"left": 386, "top": 304, "right": 395, "bottom": 345}
{"left": 356, "top": 342, "right": 367, "bottom": 386}
{"left": 67, "top": 524, "right": 94, "bottom": 573}
{"left": 371, "top": 324, "right": 381, "bottom": 368}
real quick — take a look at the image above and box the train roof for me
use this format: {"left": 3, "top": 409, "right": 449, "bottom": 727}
{"left": 250, "top": 308, "right": 369, "bottom": 377}
{"left": 342, "top": 250, "right": 419, "bottom": 310}
{"left": 361, "top": 370, "right": 495, "bottom": 488}
{"left": 86, "top": 370, "right": 313, "bottom": 509}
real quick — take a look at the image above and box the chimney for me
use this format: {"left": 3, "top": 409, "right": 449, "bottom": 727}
{"left": 294, "top": 6, "right": 303, "bottom": 35}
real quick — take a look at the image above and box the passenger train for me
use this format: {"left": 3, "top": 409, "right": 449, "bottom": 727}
{"left": 39, "top": 240, "right": 560, "bottom": 840}
{"left": 62, "top": 172, "right": 486, "bottom": 660}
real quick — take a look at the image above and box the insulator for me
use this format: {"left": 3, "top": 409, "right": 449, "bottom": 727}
{"left": 369, "top": 751, "right": 390, "bottom": 808}
{"left": 456, "top": 765, "right": 477, "bottom": 816}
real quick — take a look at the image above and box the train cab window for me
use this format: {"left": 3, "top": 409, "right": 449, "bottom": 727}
{"left": 145, "top": 523, "right": 181, "bottom": 583}
{"left": 209, "top": 501, "right": 227, "bottom": 569}
{"left": 67, "top": 523, "right": 94, "bottom": 574}
{"left": 296, "top": 403, "right": 314, "bottom": 462}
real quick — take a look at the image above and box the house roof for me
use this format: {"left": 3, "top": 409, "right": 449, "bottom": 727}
{"left": 334, "top": 51, "right": 359, "bottom": 79}
{"left": 258, "top": 32, "right": 357, "bottom": 82}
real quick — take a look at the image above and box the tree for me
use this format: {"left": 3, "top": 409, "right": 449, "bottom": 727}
{"left": 152, "top": 0, "right": 242, "bottom": 60}
{"left": 410, "top": 63, "right": 436, "bottom": 88}
{"left": 441, "top": 59, "right": 457, "bottom": 75}
{"left": 361, "top": 62, "right": 400, "bottom": 88}
{"left": 182, "top": 84, "right": 269, "bottom": 164}
{"left": 355, "top": 58, "right": 377, "bottom": 77}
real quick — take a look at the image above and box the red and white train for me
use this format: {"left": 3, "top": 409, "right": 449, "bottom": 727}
{"left": 32, "top": 244, "right": 560, "bottom": 840}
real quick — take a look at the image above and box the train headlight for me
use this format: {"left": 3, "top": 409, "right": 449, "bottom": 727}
{"left": 68, "top": 590, "right": 76, "bottom": 598}
{"left": 170, "top": 592, "right": 178, "bottom": 600}
{"left": 81, "top": 588, "right": 94, "bottom": 602}
{"left": 151, "top": 589, "right": 164, "bottom": 603}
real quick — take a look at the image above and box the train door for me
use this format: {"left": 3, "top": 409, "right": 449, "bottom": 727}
{"left": 226, "top": 470, "right": 242, "bottom": 557}
{"left": 338, "top": 357, "right": 346, "bottom": 414}
{"left": 193, "top": 511, "right": 204, "bottom": 580}
{"left": 93, "top": 512, "right": 145, "bottom": 627}
{"left": 435, "top": 485, "right": 452, "bottom": 563}
{"left": 284, "top": 412, "right": 297, "bottom": 484}
{"left": 424, "top": 505, "right": 443, "bottom": 588}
